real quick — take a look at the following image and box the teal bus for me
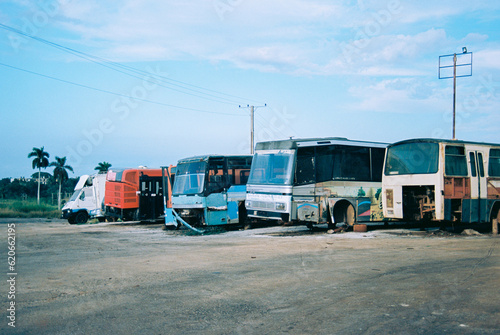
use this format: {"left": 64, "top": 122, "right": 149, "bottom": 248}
{"left": 167, "top": 155, "right": 252, "bottom": 229}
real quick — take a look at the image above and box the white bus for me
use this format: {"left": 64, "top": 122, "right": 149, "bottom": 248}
{"left": 245, "top": 137, "right": 388, "bottom": 228}
{"left": 382, "top": 138, "right": 500, "bottom": 225}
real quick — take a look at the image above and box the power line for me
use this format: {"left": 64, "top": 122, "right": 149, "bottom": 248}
{"left": 0, "top": 23, "right": 265, "bottom": 106}
{"left": 0, "top": 62, "right": 244, "bottom": 116}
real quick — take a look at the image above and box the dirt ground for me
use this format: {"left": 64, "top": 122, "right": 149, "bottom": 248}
{"left": 0, "top": 218, "right": 499, "bottom": 335}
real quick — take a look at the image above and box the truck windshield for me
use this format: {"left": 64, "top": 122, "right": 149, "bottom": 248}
{"left": 69, "top": 189, "right": 82, "bottom": 202}
{"left": 172, "top": 161, "right": 206, "bottom": 195}
{"left": 248, "top": 151, "right": 294, "bottom": 185}
{"left": 385, "top": 142, "right": 439, "bottom": 175}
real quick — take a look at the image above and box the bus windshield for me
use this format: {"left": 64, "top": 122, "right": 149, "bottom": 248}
{"left": 248, "top": 151, "right": 295, "bottom": 185}
{"left": 172, "top": 161, "right": 206, "bottom": 195}
{"left": 385, "top": 142, "right": 439, "bottom": 175}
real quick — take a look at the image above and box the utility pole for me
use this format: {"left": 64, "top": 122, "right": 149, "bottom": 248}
{"left": 452, "top": 53, "right": 457, "bottom": 140}
{"left": 439, "top": 47, "right": 472, "bottom": 140}
{"left": 239, "top": 104, "right": 266, "bottom": 154}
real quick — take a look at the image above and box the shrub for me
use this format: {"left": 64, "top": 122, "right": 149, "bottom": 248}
{"left": 0, "top": 199, "right": 60, "bottom": 218}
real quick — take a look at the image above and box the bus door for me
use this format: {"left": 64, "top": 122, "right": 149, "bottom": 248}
{"left": 205, "top": 158, "right": 229, "bottom": 225}
{"left": 139, "top": 175, "right": 163, "bottom": 221}
{"left": 466, "top": 149, "right": 488, "bottom": 222}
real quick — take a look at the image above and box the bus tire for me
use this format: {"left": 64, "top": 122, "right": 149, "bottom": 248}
{"left": 334, "top": 201, "right": 355, "bottom": 226}
{"left": 74, "top": 211, "right": 89, "bottom": 224}
{"left": 346, "top": 204, "right": 355, "bottom": 226}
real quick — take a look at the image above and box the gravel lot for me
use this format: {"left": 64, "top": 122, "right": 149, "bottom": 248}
{"left": 1, "top": 219, "right": 499, "bottom": 335}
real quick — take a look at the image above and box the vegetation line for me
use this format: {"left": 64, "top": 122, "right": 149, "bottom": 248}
{"left": 0, "top": 199, "right": 60, "bottom": 219}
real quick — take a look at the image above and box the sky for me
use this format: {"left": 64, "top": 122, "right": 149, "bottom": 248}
{"left": 1, "top": 0, "right": 500, "bottom": 178}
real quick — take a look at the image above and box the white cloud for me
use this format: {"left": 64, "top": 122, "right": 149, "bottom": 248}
{"left": 8, "top": 0, "right": 499, "bottom": 76}
{"left": 475, "top": 49, "right": 500, "bottom": 70}
{"left": 346, "top": 78, "right": 448, "bottom": 113}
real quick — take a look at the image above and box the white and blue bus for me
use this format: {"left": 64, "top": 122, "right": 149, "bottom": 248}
{"left": 245, "top": 137, "right": 388, "bottom": 228}
{"left": 382, "top": 138, "right": 500, "bottom": 226}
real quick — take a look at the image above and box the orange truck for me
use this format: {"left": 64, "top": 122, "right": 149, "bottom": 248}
{"left": 104, "top": 166, "right": 175, "bottom": 221}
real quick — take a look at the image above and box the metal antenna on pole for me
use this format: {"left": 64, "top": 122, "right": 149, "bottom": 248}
{"left": 439, "top": 47, "right": 473, "bottom": 140}
{"left": 239, "top": 104, "right": 266, "bottom": 154}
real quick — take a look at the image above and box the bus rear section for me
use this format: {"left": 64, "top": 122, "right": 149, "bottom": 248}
{"left": 105, "top": 167, "right": 174, "bottom": 221}
{"left": 246, "top": 137, "right": 387, "bottom": 228}
{"left": 382, "top": 138, "right": 500, "bottom": 226}
{"left": 170, "top": 155, "right": 252, "bottom": 227}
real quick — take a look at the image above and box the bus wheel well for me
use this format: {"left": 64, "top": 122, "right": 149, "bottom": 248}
{"left": 333, "top": 200, "right": 355, "bottom": 226}
{"left": 491, "top": 201, "right": 500, "bottom": 222}
{"left": 238, "top": 202, "right": 248, "bottom": 225}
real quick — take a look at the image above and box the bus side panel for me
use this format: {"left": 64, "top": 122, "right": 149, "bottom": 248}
{"left": 462, "top": 198, "right": 491, "bottom": 223}
{"left": 481, "top": 199, "right": 491, "bottom": 222}
{"left": 444, "top": 199, "right": 452, "bottom": 221}
{"left": 356, "top": 197, "right": 372, "bottom": 222}
{"left": 227, "top": 201, "right": 239, "bottom": 222}
{"left": 205, "top": 193, "right": 228, "bottom": 225}
{"left": 227, "top": 185, "right": 246, "bottom": 224}
{"left": 297, "top": 202, "right": 319, "bottom": 222}
{"left": 462, "top": 199, "right": 473, "bottom": 223}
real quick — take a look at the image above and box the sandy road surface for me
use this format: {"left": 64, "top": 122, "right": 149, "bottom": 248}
{"left": 0, "top": 219, "right": 499, "bottom": 334}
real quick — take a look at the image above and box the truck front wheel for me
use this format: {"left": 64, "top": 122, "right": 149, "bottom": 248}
{"left": 74, "top": 211, "right": 89, "bottom": 224}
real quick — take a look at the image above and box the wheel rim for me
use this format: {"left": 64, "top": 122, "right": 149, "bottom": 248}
{"left": 76, "top": 212, "right": 88, "bottom": 224}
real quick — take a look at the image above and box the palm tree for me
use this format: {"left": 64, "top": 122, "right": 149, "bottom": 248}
{"left": 28, "top": 147, "right": 50, "bottom": 204}
{"left": 50, "top": 156, "right": 74, "bottom": 210}
{"left": 95, "top": 161, "right": 112, "bottom": 174}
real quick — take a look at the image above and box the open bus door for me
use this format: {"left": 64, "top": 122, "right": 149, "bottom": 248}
{"left": 466, "top": 148, "right": 488, "bottom": 222}
{"left": 162, "top": 166, "right": 177, "bottom": 227}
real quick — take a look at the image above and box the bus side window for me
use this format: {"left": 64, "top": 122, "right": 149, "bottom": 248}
{"left": 227, "top": 169, "right": 235, "bottom": 185}
{"left": 296, "top": 147, "right": 315, "bottom": 184}
{"left": 469, "top": 152, "right": 477, "bottom": 177}
{"left": 489, "top": 149, "right": 500, "bottom": 177}
{"left": 478, "top": 153, "right": 485, "bottom": 177}
{"left": 240, "top": 170, "right": 250, "bottom": 184}
{"left": 371, "top": 148, "right": 386, "bottom": 182}
{"left": 336, "top": 146, "right": 370, "bottom": 181}
{"left": 316, "top": 146, "right": 334, "bottom": 183}
{"left": 227, "top": 157, "right": 252, "bottom": 185}
{"left": 445, "top": 146, "right": 468, "bottom": 176}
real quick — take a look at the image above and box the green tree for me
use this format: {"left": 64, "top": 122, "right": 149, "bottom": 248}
{"left": 28, "top": 146, "right": 50, "bottom": 204}
{"left": 95, "top": 161, "right": 112, "bottom": 174}
{"left": 50, "top": 156, "right": 74, "bottom": 210}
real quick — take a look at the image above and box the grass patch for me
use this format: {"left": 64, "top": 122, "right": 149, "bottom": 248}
{"left": 0, "top": 199, "right": 60, "bottom": 218}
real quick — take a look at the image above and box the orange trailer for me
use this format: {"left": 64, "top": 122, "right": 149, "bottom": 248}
{"left": 104, "top": 166, "right": 175, "bottom": 221}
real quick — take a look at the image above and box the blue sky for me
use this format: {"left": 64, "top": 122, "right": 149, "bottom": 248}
{"left": 1, "top": 0, "right": 500, "bottom": 178}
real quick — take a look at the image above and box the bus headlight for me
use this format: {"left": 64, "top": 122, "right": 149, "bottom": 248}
{"left": 246, "top": 201, "right": 252, "bottom": 208}
{"left": 275, "top": 202, "right": 285, "bottom": 211}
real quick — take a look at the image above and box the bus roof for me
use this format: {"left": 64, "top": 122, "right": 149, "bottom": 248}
{"left": 388, "top": 138, "right": 500, "bottom": 149}
{"left": 177, "top": 155, "right": 253, "bottom": 164}
{"left": 255, "top": 137, "right": 388, "bottom": 150}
